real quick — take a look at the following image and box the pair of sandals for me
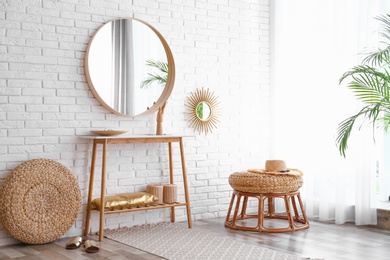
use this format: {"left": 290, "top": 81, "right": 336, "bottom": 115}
{"left": 65, "top": 236, "right": 99, "bottom": 253}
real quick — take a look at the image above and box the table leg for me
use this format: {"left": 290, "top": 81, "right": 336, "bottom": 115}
{"left": 84, "top": 140, "right": 97, "bottom": 237}
{"left": 258, "top": 194, "right": 265, "bottom": 230}
{"left": 225, "top": 191, "right": 236, "bottom": 223}
{"left": 240, "top": 195, "right": 248, "bottom": 218}
{"left": 179, "top": 138, "right": 192, "bottom": 228}
{"left": 268, "top": 197, "right": 275, "bottom": 217}
{"left": 232, "top": 193, "right": 242, "bottom": 225}
{"left": 297, "top": 192, "right": 309, "bottom": 224}
{"left": 284, "top": 195, "right": 294, "bottom": 230}
{"left": 98, "top": 139, "right": 107, "bottom": 241}
{"left": 168, "top": 142, "right": 175, "bottom": 222}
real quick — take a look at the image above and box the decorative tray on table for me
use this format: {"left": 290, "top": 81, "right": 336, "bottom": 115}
{"left": 90, "top": 129, "right": 128, "bottom": 136}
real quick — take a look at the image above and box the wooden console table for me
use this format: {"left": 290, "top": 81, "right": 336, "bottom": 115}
{"left": 82, "top": 135, "right": 192, "bottom": 241}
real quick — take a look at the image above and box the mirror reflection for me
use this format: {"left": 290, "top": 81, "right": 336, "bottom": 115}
{"left": 86, "top": 18, "right": 169, "bottom": 116}
{"left": 196, "top": 102, "right": 211, "bottom": 120}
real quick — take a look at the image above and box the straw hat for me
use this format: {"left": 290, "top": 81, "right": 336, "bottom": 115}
{"left": 265, "top": 160, "right": 287, "bottom": 172}
{"left": 248, "top": 160, "right": 302, "bottom": 177}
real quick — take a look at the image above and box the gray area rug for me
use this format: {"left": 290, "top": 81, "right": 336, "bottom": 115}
{"left": 104, "top": 222, "right": 300, "bottom": 260}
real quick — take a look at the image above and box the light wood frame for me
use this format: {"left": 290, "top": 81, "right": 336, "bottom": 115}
{"left": 84, "top": 18, "right": 175, "bottom": 117}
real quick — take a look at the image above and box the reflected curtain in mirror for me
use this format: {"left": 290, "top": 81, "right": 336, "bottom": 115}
{"left": 112, "top": 19, "right": 135, "bottom": 115}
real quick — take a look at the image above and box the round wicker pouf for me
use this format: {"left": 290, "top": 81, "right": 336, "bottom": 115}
{"left": 0, "top": 158, "right": 81, "bottom": 244}
{"left": 228, "top": 170, "right": 303, "bottom": 193}
{"left": 226, "top": 169, "right": 309, "bottom": 233}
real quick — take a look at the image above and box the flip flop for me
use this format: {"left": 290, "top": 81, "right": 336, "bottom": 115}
{"left": 65, "top": 236, "right": 83, "bottom": 250}
{"left": 84, "top": 240, "right": 99, "bottom": 253}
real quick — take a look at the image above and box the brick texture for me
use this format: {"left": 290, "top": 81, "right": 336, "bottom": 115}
{"left": 0, "top": 0, "right": 270, "bottom": 245}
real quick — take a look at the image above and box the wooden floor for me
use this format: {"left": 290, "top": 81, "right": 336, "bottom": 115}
{"left": 1, "top": 217, "right": 390, "bottom": 259}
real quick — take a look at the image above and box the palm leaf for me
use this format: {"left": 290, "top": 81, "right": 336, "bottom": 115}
{"left": 377, "top": 14, "right": 390, "bottom": 42}
{"left": 362, "top": 15, "right": 390, "bottom": 66}
{"left": 382, "top": 113, "right": 390, "bottom": 132}
{"left": 337, "top": 105, "right": 381, "bottom": 157}
{"left": 362, "top": 46, "right": 390, "bottom": 67}
{"left": 145, "top": 60, "right": 168, "bottom": 73}
{"left": 140, "top": 59, "right": 168, "bottom": 89}
{"left": 340, "top": 65, "right": 388, "bottom": 84}
{"left": 337, "top": 30, "right": 390, "bottom": 157}
{"left": 337, "top": 113, "right": 359, "bottom": 157}
{"left": 346, "top": 71, "right": 390, "bottom": 106}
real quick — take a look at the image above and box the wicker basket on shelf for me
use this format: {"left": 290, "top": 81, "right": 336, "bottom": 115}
{"left": 147, "top": 184, "right": 163, "bottom": 204}
{"left": 163, "top": 184, "right": 177, "bottom": 204}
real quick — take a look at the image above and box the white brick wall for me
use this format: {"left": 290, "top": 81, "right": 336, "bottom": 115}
{"left": 0, "top": 0, "right": 270, "bottom": 245}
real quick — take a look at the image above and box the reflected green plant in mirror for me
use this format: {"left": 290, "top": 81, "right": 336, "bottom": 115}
{"left": 196, "top": 102, "right": 203, "bottom": 119}
{"left": 140, "top": 60, "right": 168, "bottom": 89}
{"left": 196, "top": 102, "right": 211, "bottom": 120}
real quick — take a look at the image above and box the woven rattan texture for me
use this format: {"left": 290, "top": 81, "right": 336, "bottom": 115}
{"left": 229, "top": 171, "right": 303, "bottom": 193}
{"left": 163, "top": 184, "right": 177, "bottom": 204}
{"left": 0, "top": 158, "right": 81, "bottom": 244}
{"left": 147, "top": 184, "right": 163, "bottom": 204}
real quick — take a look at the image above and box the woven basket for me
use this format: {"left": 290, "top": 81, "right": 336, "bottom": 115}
{"left": 146, "top": 184, "right": 163, "bottom": 204}
{"left": 0, "top": 158, "right": 81, "bottom": 244}
{"left": 229, "top": 171, "right": 303, "bottom": 193}
{"left": 163, "top": 184, "right": 177, "bottom": 204}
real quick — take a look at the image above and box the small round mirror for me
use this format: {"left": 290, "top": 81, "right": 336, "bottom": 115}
{"left": 85, "top": 18, "right": 175, "bottom": 117}
{"left": 186, "top": 88, "right": 220, "bottom": 134}
{"left": 196, "top": 102, "right": 211, "bottom": 120}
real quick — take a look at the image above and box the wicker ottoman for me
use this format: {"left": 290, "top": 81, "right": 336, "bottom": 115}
{"left": 0, "top": 159, "right": 81, "bottom": 244}
{"left": 225, "top": 170, "right": 309, "bottom": 233}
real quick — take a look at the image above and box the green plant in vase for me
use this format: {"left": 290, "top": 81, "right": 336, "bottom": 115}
{"left": 336, "top": 14, "right": 390, "bottom": 157}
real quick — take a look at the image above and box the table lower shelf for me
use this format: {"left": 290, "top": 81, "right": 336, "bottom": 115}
{"left": 93, "top": 202, "right": 188, "bottom": 215}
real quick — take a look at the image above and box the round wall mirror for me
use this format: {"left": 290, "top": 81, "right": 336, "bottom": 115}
{"left": 186, "top": 88, "right": 220, "bottom": 134}
{"left": 85, "top": 18, "right": 175, "bottom": 117}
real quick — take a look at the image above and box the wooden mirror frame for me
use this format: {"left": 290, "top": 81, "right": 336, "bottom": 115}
{"left": 84, "top": 18, "right": 175, "bottom": 117}
{"left": 186, "top": 87, "right": 220, "bottom": 134}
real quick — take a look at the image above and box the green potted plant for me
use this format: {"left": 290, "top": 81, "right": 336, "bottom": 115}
{"left": 336, "top": 14, "right": 390, "bottom": 157}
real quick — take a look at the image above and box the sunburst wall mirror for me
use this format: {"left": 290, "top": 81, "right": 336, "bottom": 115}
{"left": 186, "top": 87, "right": 220, "bottom": 134}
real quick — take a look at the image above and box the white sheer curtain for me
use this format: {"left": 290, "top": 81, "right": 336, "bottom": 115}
{"left": 271, "top": 0, "right": 390, "bottom": 224}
